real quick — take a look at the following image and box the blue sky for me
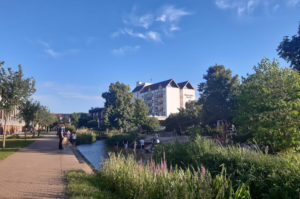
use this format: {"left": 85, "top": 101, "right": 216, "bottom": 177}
{"left": 0, "top": 0, "right": 300, "bottom": 113}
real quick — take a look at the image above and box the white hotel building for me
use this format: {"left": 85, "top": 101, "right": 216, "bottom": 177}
{"left": 132, "top": 79, "right": 196, "bottom": 120}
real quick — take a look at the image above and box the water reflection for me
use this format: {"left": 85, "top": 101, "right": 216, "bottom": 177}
{"left": 77, "top": 140, "right": 153, "bottom": 169}
{"left": 77, "top": 140, "right": 108, "bottom": 169}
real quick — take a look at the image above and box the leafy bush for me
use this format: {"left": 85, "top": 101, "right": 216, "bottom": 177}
{"left": 76, "top": 131, "right": 97, "bottom": 145}
{"left": 99, "top": 154, "right": 250, "bottom": 199}
{"left": 141, "top": 117, "right": 160, "bottom": 133}
{"left": 154, "top": 136, "right": 300, "bottom": 199}
{"left": 105, "top": 133, "right": 140, "bottom": 147}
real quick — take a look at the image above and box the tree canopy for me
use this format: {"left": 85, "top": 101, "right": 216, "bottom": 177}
{"left": 102, "top": 82, "right": 134, "bottom": 131}
{"left": 0, "top": 62, "right": 36, "bottom": 148}
{"left": 234, "top": 58, "right": 300, "bottom": 152}
{"left": 277, "top": 23, "right": 300, "bottom": 71}
{"left": 198, "top": 65, "right": 239, "bottom": 126}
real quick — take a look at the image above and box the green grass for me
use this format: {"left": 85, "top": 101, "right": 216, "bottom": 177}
{"left": 66, "top": 170, "right": 119, "bottom": 199}
{"left": 0, "top": 136, "right": 39, "bottom": 160}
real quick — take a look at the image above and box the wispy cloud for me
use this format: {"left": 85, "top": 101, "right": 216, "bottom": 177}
{"left": 38, "top": 40, "right": 80, "bottom": 58}
{"left": 35, "top": 81, "right": 104, "bottom": 112}
{"left": 112, "top": 5, "right": 191, "bottom": 42}
{"left": 286, "top": 0, "right": 300, "bottom": 6}
{"left": 215, "top": 0, "right": 299, "bottom": 16}
{"left": 111, "top": 45, "right": 141, "bottom": 56}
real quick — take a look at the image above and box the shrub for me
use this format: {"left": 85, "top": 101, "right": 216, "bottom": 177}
{"left": 76, "top": 131, "right": 97, "bottom": 145}
{"left": 105, "top": 133, "right": 140, "bottom": 147}
{"left": 154, "top": 136, "right": 300, "bottom": 199}
{"left": 141, "top": 117, "right": 160, "bottom": 133}
{"left": 99, "top": 154, "right": 250, "bottom": 199}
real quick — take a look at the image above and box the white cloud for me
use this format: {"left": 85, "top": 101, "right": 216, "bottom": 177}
{"left": 156, "top": 5, "right": 191, "bottom": 23}
{"left": 287, "top": 0, "right": 300, "bottom": 6}
{"left": 215, "top": 0, "right": 300, "bottom": 16}
{"left": 38, "top": 40, "right": 79, "bottom": 58}
{"left": 147, "top": 31, "right": 161, "bottom": 42}
{"left": 115, "top": 28, "right": 161, "bottom": 42}
{"left": 45, "top": 48, "right": 61, "bottom": 58}
{"left": 111, "top": 45, "right": 140, "bottom": 56}
{"left": 113, "top": 5, "right": 191, "bottom": 43}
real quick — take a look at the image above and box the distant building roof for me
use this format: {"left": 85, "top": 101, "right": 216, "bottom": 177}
{"left": 133, "top": 79, "right": 195, "bottom": 93}
{"left": 177, "top": 81, "right": 195, "bottom": 89}
{"left": 132, "top": 85, "right": 145, "bottom": 92}
{"left": 140, "top": 79, "right": 178, "bottom": 93}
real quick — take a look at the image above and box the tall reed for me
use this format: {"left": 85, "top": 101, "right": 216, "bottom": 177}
{"left": 98, "top": 153, "right": 250, "bottom": 199}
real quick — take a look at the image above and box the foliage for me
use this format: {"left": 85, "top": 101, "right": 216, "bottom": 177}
{"left": 78, "top": 113, "right": 92, "bottom": 128}
{"left": 70, "top": 112, "right": 81, "bottom": 128}
{"left": 141, "top": 117, "right": 160, "bottom": 133}
{"left": 102, "top": 82, "right": 134, "bottom": 131}
{"left": 34, "top": 105, "right": 55, "bottom": 131}
{"left": 133, "top": 98, "right": 149, "bottom": 128}
{"left": 0, "top": 62, "right": 36, "bottom": 148}
{"left": 65, "top": 123, "right": 76, "bottom": 133}
{"left": 165, "top": 101, "right": 202, "bottom": 133}
{"left": 87, "top": 120, "right": 98, "bottom": 129}
{"left": 19, "top": 100, "right": 40, "bottom": 129}
{"left": 105, "top": 132, "right": 141, "bottom": 147}
{"left": 198, "top": 65, "right": 239, "bottom": 126}
{"left": 99, "top": 153, "right": 250, "bottom": 199}
{"left": 154, "top": 136, "right": 300, "bottom": 199}
{"left": 277, "top": 23, "right": 300, "bottom": 71}
{"left": 76, "top": 131, "right": 97, "bottom": 145}
{"left": 66, "top": 170, "right": 119, "bottom": 199}
{"left": 234, "top": 58, "right": 300, "bottom": 152}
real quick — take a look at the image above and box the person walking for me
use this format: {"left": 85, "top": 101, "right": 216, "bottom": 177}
{"left": 133, "top": 139, "right": 137, "bottom": 154}
{"left": 66, "top": 130, "right": 71, "bottom": 142}
{"left": 71, "top": 132, "right": 77, "bottom": 146}
{"left": 58, "top": 125, "right": 65, "bottom": 150}
{"left": 140, "top": 139, "right": 144, "bottom": 150}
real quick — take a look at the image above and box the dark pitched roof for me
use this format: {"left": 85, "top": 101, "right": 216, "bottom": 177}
{"left": 178, "top": 81, "right": 189, "bottom": 88}
{"left": 132, "top": 85, "right": 145, "bottom": 92}
{"left": 177, "top": 81, "right": 195, "bottom": 90}
{"left": 141, "top": 79, "right": 178, "bottom": 93}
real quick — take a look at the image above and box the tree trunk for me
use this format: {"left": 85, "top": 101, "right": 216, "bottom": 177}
{"left": 2, "top": 118, "right": 7, "bottom": 149}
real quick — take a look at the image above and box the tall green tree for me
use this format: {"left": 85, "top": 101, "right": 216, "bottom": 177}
{"left": 102, "top": 82, "right": 134, "bottom": 132}
{"left": 277, "top": 23, "right": 300, "bottom": 71}
{"left": 19, "top": 100, "right": 40, "bottom": 139}
{"left": 70, "top": 112, "right": 80, "bottom": 128}
{"left": 0, "top": 62, "right": 36, "bottom": 148}
{"left": 133, "top": 98, "right": 149, "bottom": 128}
{"left": 234, "top": 58, "right": 300, "bottom": 152}
{"left": 198, "top": 65, "right": 239, "bottom": 126}
{"left": 35, "top": 105, "right": 54, "bottom": 136}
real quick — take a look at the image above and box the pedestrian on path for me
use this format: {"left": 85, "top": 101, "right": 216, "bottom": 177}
{"left": 58, "top": 124, "right": 65, "bottom": 150}
{"left": 71, "top": 132, "right": 77, "bottom": 146}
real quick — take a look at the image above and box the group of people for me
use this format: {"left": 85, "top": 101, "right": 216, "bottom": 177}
{"left": 113, "top": 133, "right": 160, "bottom": 154}
{"left": 57, "top": 124, "right": 77, "bottom": 150}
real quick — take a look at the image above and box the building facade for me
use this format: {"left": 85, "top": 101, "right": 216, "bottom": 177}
{"left": 132, "top": 79, "right": 196, "bottom": 120}
{"left": 0, "top": 107, "right": 25, "bottom": 135}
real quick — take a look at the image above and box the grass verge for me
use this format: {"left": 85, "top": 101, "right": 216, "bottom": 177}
{"left": 66, "top": 170, "right": 118, "bottom": 199}
{"left": 0, "top": 136, "right": 39, "bottom": 160}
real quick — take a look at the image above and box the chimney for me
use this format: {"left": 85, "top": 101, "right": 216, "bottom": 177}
{"left": 136, "top": 81, "right": 143, "bottom": 86}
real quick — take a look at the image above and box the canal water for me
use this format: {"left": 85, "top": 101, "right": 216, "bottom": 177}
{"left": 77, "top": 140, "right": 153, "bottom": 169}
{"left": 77, "top": 140, "right": 108, "bottom": 169}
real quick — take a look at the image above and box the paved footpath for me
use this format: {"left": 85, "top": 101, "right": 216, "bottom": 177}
{"left": 0, "top": 133, "right": 92, "bottom": 199}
